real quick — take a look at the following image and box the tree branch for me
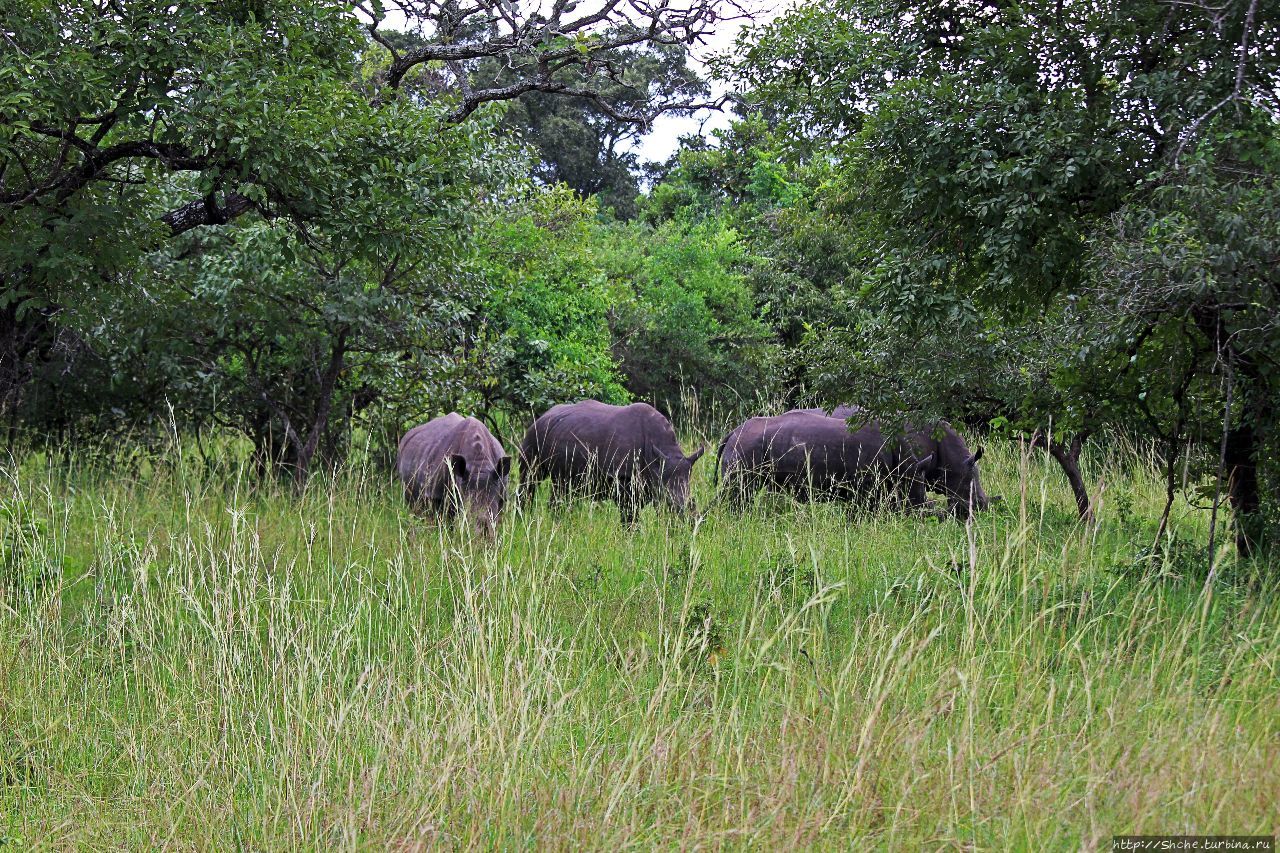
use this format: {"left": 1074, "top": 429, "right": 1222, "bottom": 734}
{"left": 8, "top": 0, "right": 737, "bottom": 238}
{"left": 1174, "top": 0, "right": 1260, "bottom": 161}
{"left": 161, "top": 192, "right": 256, "bottom": 236}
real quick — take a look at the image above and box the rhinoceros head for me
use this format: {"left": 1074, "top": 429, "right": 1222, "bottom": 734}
{"left": 660, "top": 445, "right": 706, "bottom": 513}
{"left": 448, "top": 453, "right": 511, "bottom": 537}
{"left": 940, "top": 446, "right": 990, "bottom": 521}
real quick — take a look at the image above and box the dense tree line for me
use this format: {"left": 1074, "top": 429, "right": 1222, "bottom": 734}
{"left": 0, "top": 0, "right": 753, "bottom": 473}
{"left": 725, "top": 0, "right": 1279, "bottom": 555}
{"left": 2, "top": 0, "right": 1277, "bottom": 557}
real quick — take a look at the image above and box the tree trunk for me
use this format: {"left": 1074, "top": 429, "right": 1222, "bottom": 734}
{"left": 1223, "top": 423, "right": 1261, "bottom": 559}
{"left": 290, "top": 331, "right": 347, "bottom": 488}
{"left": 1153, "top": 437, "right": 1179, "bottom": 548}
{"left": 1185, "top": 314, "right": 1270, "bottom": 560}
{"left": 161, "top": 192, "right": 255, "bottom": 236}
{"left": 1031, "top": 429, "right": 1093, "bottom": 521}
{"left": 0, "top": 291, "right": 54, "bottom": 431}
{"left": 1217, "top": 353, "right": 1270, "bottom": 561}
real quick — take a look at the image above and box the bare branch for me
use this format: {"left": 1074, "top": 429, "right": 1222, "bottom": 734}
{"left": 6, "top": 0, "right": 740, "bottom": 238}
{"left": 450, "top": 75, "right": 727, "bottom": 124}
{"left": 1174, "top": 0, "right": 1261, "bottom": 161}
{"left": 373, "top": 0, "right": 729, "bottom": 108}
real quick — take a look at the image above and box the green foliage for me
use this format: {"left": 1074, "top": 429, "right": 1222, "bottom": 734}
{"left": 1084, "top": 146, "right": 1280, "bottom": 548}
{"left": 641, "top": 118, "right": 859, "bottom": 393}
{"left": 733, "top": 0, "right": 1278, "bottom": 318}
{"left": 730, "top": 0, "right": 1280, "bottom": 551}
{"left": 464, "top": 184, "right": 627, "bottom": 415}
{"left": 451, "top": 185, "right": 777, "bottom": 422}
{"left": 488, "top": 39, "right": 708, "bottom": 220}
{"left": 600, "top": 215, "right": 777, "bottom": 416}
{"left": 0, "top": 0, "right": 368, "bottom": 284}
{"left": 54, "top": 104, "right": 509, "bottom": 476}
{"left": 0, "top": 0, "right": 490, "bottom": 450}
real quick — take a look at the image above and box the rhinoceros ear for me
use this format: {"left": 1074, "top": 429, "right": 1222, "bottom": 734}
{"left": 687, "top": 445, "right": 706, "bottom": 465}
{"left": 496, "top": 455, "right": 512, "bottom": 478}
{"left": 964, "top": 447, "right": 985, "bottom": 467}
{"left": 913, "top": 453, "right": 935, "bottom": 472}
{"left": 447, "top": 454, "right": 470, "bottom": 481}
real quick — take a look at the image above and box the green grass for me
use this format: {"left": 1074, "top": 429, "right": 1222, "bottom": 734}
{"left": 1, "top": 438, "right": 1278, "bottom": 849}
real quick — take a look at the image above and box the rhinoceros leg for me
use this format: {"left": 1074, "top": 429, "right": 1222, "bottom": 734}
{"left": 720, "top": 469, "right": 756, "bottom": 510}
{"left": 404, "top": 480, "right": 440, "bottom": 518}
{"left": 403, "top": 481, "right": 422, "bottom": 512}
{"left": 515, "top": 459, "right": 542, "bottom": 508}
{"left": 618, "top": 494, "right": 639, "bottom": 527}
{"left": 544, "top": 477, "right": 570, "bottom": 510}
{"left": 616, "top": 475, "right": 644, "bottom": 526}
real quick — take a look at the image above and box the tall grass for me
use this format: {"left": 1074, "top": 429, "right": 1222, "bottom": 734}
{"left": 1, "top": 439, "right": 1277, "bottom": 848}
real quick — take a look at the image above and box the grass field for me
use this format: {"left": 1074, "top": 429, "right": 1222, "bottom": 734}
{"left": 2, "top": 436, "right": 1278, "bottom": 849}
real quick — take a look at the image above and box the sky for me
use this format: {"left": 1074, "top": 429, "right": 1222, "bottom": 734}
{"left": 632, "top": 1, "right": 788, "bottom": 163}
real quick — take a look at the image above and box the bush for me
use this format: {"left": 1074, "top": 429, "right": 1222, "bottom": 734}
{"left": 599, "top": 215, "right": 778, "bottom": 419}
{"left": 467, "top": 184, "right": 628, "bottom": 417}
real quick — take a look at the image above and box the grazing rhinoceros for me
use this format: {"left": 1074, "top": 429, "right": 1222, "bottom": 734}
{"left": 794, "top": 404, "right": 864, "bottom": 419}
{"left": 719, "top": 408, "right": 994, "bottom": 519}
{"left": 518, "top": 400, "right": 705, "bottom": 524}
{"left": 397, "top": 413, "right": 510, "bottom": 537}
{"left": 718, "top": 406, "right": 863, "bottom": 476}
{"left": 717, "top": 410, "right": 931, "bottom": 509}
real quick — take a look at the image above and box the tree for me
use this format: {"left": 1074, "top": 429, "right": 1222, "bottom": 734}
{"left": 489, "top": 38, "right": 709, "bottom": 219}
{"left": 453, "top": 183, "right": 627, "bottom": 419}
{"left": 1, "top": 0, "right": 726, "bottom": 434}
{"left": 599, "top": 214, "right": 777, "bottom": 418}
{"left": 1086, "top": 150, "right": 1280, "bottom": 553}
{"left": 642, "top": 117, "right": 860, "bottom": 398}
{"left": 66, "top": 106, "right": 505, "bottom": 482}
{"left": 735, "top": 0, "right": 1280, "bottom": 552}
{"left": 1, "top": 0, "right": 723, "bottom": 237}
{"left": 369, "top": 21, "right": 713, "bottom": 219}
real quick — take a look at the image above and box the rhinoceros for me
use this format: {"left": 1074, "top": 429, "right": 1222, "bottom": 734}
{"left": 903, "top": 421, "right": 993, "bottom": 520}
{"left": 719, "top": 408, "right": 994, "bottom": 519}
{"left": 717, "top": 410, "right": 931, "bottom": 509}
{"left": 794, "top": 404, "right": 864, "bottom": 419}
{"left": 518, "top": 400, "right": 705, "bottom": 523}
{"left": 397, "top": 413, "right": 510, "bottom": 537}
{"left": 719, "top": 406, "right": 863, "bottom": 472}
